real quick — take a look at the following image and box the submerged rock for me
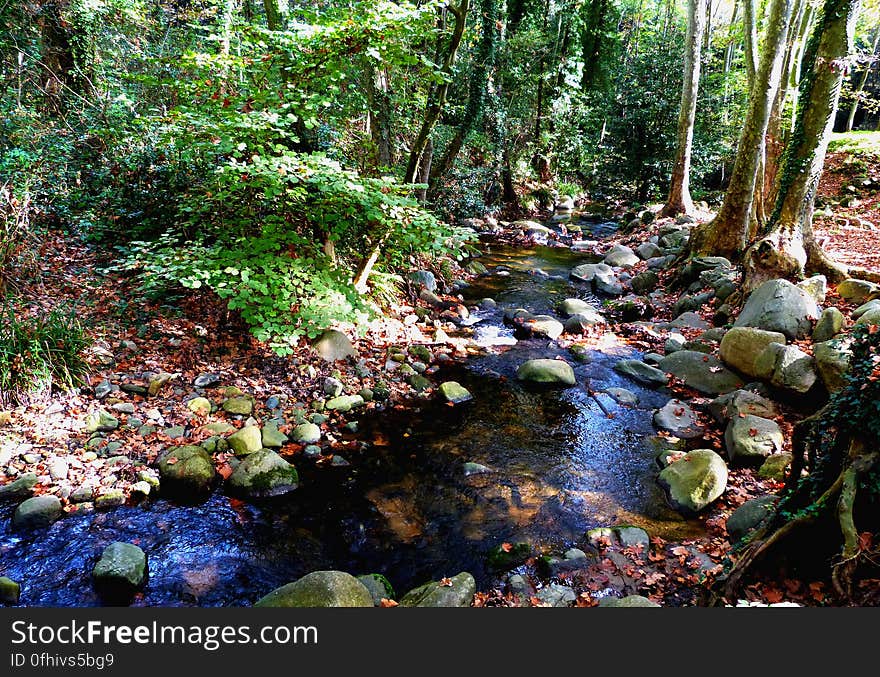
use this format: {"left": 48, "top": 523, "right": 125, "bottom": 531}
{"left": 93, "top": 542, "right": 147, "bottom": 596}
{"left": 613, "top": 359, "right": 668, "bottom": 387}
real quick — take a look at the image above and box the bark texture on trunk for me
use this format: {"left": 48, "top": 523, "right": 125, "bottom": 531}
{"left": 690, "top": 0, "right": 795, "bottom": 259}
{"left": 404, "top": 1, "right": 470, "bottom": 185}
{"left": 661, "top": 0, "right": 706, "bottom": 217}
{"left": 743, "top": 0, "right": 861, "bottom": 291}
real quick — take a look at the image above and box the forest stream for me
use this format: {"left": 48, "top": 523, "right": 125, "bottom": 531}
{"left": 0, "top": 221, "right": 705, "bottom": 607}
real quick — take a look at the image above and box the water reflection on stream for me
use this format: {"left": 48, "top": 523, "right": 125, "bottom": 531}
{"left": 0, "top": 228, "right": 703, "bottom": 607}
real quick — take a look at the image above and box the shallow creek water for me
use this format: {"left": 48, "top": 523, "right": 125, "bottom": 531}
{"left": 0, "top": 226, "right": 703, "bottom": 606}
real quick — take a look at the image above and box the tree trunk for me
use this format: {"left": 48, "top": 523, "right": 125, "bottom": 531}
{"left": 743, "top": 0, "right": 759, "bottom": 86}
{"left": 429, "top": 0, "right": 499, "bottom": 194}
{"left": 37, "top": 1, "right": 80, "bottom": 107}
{"left": 365, "top": 61, "right": 393, "bottom": 174}
{"left": 742, "top": 0, "right": 861, "bottom": 291}
{"left": 690, "top": 0, "right": 795, "bottom": 259}
{"left": 262, "top": 0, "right": 285, "bottom": 30}
{"left": 404, "top": 1, "right": 470, "bottom": 185}
{"left": 845, "top": 28, "right": 880, "bottom": 131}
{"left": 661, "top": 0, "right": 706, "bottom": 217}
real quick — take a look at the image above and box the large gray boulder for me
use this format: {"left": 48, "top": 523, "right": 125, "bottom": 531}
{"left": 92, "top": 542, "right": 147, "bottom": 593}
{"left": 516, "top": 315, "right": 564, "bottom": 340}
{"left": 604, "top": 244, "right": 640, "bottom": 268}
{"left": 570, "top": 263, "right": 609, "bottom": 283}
{"left": 255, "top": 571, "right": 373, "bottom": 607}
{"left": 517, "top": 359, "right": 576, "bottom": 386}
{"left": 852, "top": 299, "right": 880, "bottom": 320}
{"left": 719, "top": 327, "right": 787, "bottom": 378}
{"left": 12, "top": 495, "right": 64, "bottom": 531}
{"left": 754, "top": 343, "right": 817, "bottom": 393}
{"left": 813, "top": 339, "right": 852, "bottom": 392}
{"left": 724, "top": 415, "right": 783, "bottom": 463}
{"left": 594, "top": 267, "right": 624, "bottom": 295}
{"left": 734, "top": 279, "right": 820, "bottom": 340}
{"left": 559, "top": 298, "right": 600, "bottom": 318}
{"left": 157, "top": 446, "right": 216, "bottom": 495}
{"left": 313, "top": 329, "right": 357, "bottom": 362}
{"left": 658, "top": 351, "right": 743, "bottom": 395}
{"left": 658, "top": 449, "right": 728, "bottom": 513}
{"left": 227, "top": 449, "right": 298, "bottom": 498}
{"left": 399, "top": 572, "right": 476, "bottom": 607}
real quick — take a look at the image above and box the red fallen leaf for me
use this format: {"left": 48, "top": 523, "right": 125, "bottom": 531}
{"left": 380, "top": 598, "right": 399, "bottom": 607}
{"left": 858, "top": 531, "right": 873, "bottom": 551}
{"left": 763, "top": 587, "right": 784, "bottom": 604}
{"left": 529, "top": 596, "right": 542, "bottom": 606}
{"left": 439, "top": 577, "right": 453, "bottom": 587}
{"left": 165, "top": 457, "right": 178, "bottom": 465}
{"left": 702, "top": 356, "right": 710, "bottom": 362}
{"left": 671, "top": 546, "right": 690, "bottom": 558}
{"left": 500, "top": 542, "right": 513, "bottom": 552}
{"left": 748, "top": 428, "right": 758, "bottom": 436}
{"left": 217, "top": 463, "right": 234, "bottom": 480}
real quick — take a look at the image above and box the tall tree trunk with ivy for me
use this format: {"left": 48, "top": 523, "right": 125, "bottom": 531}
{"left": 354, "top": 1, "right": 469, "bottom": 294}
{"left": 742, "top": 0, "right": 861, "bottom": 292}
{"left": 661, "top": 0, "right": 705, "bottom": 217}
{"left": 689, "top": 0, "right": 795, "bottom": 259}
{"left": 403, "top": 0, "right": 470, "bottom": 185}
{"left": 429, "top": 0, "right": 499, "bottom": 196}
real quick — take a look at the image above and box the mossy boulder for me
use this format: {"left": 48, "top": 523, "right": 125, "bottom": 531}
{"left": 255, "top": 571, "right": 373, "bottom": 607}
{"left": 92, "top": 542, "right": 147, "bottom": 598}
{"left": 356, "top": 574, "right": 396, "bottom": 606}
{"left": 516, "top": 359, "right": 576, "bottom": 386}
{"left": 85, "top": 409, "right": 119, "bottom": 433}
{"left": 724, "top": 415, "right": 783, "bottom": 463}
{"left": 399, "top": 572, "right": 476, "bottom": 607}
{"left": 227, "top": 425, "right": 263, "bottom": 455}
{"left": 186, "top": 397, "right": 213, "bottom": 416}
{"left": 12, "top": 495, "right": 63, "bottom": 531}
{"left": 813, "top": 339, "right": 852, "bottom": 393}
{"left": 719, "top": 327, "right": 787, "bottom": 378}
{"left": 324, "top": 395, "right": 365, "bottom": 412}
{"left": 291, "top": 422, "right": 321, "bottom": 444}
{"left": 439, "top": 381, "right": 473, "bottom": 404}
{"left": 0, "top": 472, "right": 38, "bottom": 499}
{"left": 658, "top": 449, "right": 728, "bottom": 513}
{"left": 157, "top": 445, "right": 216, "bottom": 496}
{"left": 487, "top": 542, "right": 531, "bottom": 571}
{"left": 222, "top": 396, "right": 254, "bottom": 416}
{"left": 226, "top": 449, "right": 298, "bottom": 498}
{"left": 812, "top": 307, "right": 845, "bottom": 343}
{"left": 0, "top": 576, "right": 20, "bottom": 604}
{"left": 758, "top": 452, "right": 793, "bottom": 481}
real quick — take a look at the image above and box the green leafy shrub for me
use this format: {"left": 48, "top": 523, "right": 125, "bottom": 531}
{"left": 0, "top": 306, "right": 90, "bottom": 406}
